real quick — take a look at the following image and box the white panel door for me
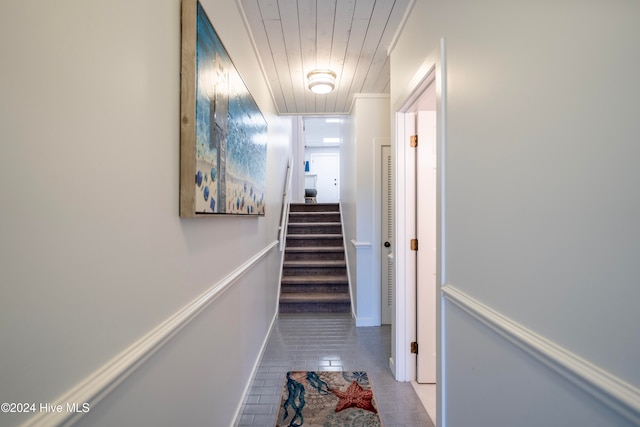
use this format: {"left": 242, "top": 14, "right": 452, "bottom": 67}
{"left": 416, "top": 111, "right": 437, "bottom": 384}
{"left": 381, "top": 145, "right": 393, "bottom": 324}
{"left": 310, "top": 153, "right": 340, "bottom": 202}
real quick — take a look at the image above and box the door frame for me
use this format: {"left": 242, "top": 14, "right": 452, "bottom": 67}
{"left": 392, "top": 38, "right": 447, "bottom": 426}
{"left": 416, "top": 110, "right": 437, "bottom": 384}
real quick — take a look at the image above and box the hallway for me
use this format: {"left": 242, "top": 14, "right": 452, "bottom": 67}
{"left": 235, "top": 314, "right": 434, "bottom": 427}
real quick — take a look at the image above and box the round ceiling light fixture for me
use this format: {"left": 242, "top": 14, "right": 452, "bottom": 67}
{"left": 307, "top": 69, "right": 337, "bottom": 94}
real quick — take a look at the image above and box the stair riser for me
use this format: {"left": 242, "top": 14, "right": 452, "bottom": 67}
{"left": 288, "top": 225, "right": 342, "bottom": 234}
{"left": 281, "top": 283, "right": 349, "bottom": 293}
{"left": 286, "top": 238, "right": 343, "bottom": 247}
{"left": 289, "top": 203, "right": 340, "bottom": 213}
{"left": 281, "top": 278, "right": 348, "bottom": 285}
{"left": 283, "top": 267, "right": 347, "bottom": 276}
{"left": 288, "top": 213, "right": 341, "bottom": 223}
{"left": 285, "top": 252, "right": 345, "bottom": 261}
{"left": 279, "top": 302, "right": 351, "bottom": 313}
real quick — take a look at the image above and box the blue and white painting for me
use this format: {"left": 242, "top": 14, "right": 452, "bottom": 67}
{"left": 194, "top": 2, "right": 267, "bottom": 215}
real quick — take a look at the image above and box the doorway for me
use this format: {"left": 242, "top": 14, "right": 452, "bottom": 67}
{"left": 401, "top": 107, "right": 437, "bottom": 383}
{"left": 302, "top": 116, "right": 345, "bottom": 204}
{"left": 393, "top": 60, "right": 443, "bottom": 424}
{"left": 309, "top": 153, "right": 340, "bottom": 203}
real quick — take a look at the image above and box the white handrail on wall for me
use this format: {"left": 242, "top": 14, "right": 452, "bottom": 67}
{"left": 278, "top": 160, "right": 293, "bottom": 251}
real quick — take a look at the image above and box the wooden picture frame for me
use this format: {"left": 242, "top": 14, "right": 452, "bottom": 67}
{"left": 180, "top": 0, "right": 267, "bottom": 217}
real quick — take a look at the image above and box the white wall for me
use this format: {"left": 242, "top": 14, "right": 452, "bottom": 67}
{"left": 0, "top": 1, "right": 290, "bottom": 426}
{"left": 304, "top": 146, "right": 340, "bottom": 163}
{"left": 391, "top": 0, "right": 640, "bottom": 426}
{"left": 289, "top": 116, "right": 305, "bottom": 203}
{"left": 343, "top": 95, "right": 390, "bottom": 327}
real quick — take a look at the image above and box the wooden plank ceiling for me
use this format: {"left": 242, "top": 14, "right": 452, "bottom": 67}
{"left": 239, "top": 0, "right": 410, "bottom": 115}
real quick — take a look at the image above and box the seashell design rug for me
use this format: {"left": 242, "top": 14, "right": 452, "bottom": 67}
{"left": 275, "top": 371, "right": 382, "bottom": 427}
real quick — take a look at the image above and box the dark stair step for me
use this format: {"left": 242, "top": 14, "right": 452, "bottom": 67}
{"left": 281, "top": 282, "right": 349, "bottom": 293}
{"left": 286, "top": 234, "right": 343, "bottom": 247}
{"left": 279, "top": 202, "right": 350, "bottom": 314}
{"left": 288, "top": 222, "right": 342, "bottom": 234}
{"left": 281, "top": 274, "right": 349, "bottom": 286}
{"left": 284, "top": 246, "right": 345, "bottom": 261}
{"left": 288, "top": 212, "right": 341, "bottom": 223}
{"left": 279, "top": 292, "right": 350, "bottom": 303}
{"left": 283, "top": 259, "right": 347, "bottom": 267}
{"left": 278, "top": 292, "right": 351, "bottom": 313}
{"left": 289, "top": 203, "right": 340, "bottom": 213}
{"left": 282, "top": 260, "right": 347, "bottom": 276}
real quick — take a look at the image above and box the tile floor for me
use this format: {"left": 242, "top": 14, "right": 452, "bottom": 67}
{"left": 235, "top": 313, "right": 435, "bottom": 427}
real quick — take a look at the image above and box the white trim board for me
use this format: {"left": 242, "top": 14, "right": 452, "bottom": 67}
{"left": 442, "top": 284, "right": 640, "bottom": 426}
{"left": 22, "top": 241, "right": 279, "bottom": 427}
{"left": 349, "top": 93, "right": 390, "bottom": 115}
{"left": 386, "top": 0, "right": 417, "bottom": 56}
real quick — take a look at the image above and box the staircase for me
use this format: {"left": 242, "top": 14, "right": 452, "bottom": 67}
{"left": 279, "top": 203, "right": 351, "bottom": 313}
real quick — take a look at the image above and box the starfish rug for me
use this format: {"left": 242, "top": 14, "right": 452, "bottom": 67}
{"left": 275, "top": 371, "right": 383, "bottom": 427}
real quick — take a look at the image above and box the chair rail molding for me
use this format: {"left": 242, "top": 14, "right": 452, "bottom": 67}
{"left": 350, "top": 239, "right": 372, "bottom": 248}
{"left": 442, "top": 284, "right": 640, "bottom": 426}
{"left": 22, "top": 241, "right": 279, "bottom": 427}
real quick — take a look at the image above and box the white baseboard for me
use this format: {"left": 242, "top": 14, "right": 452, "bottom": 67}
{"left": 442, "top": 284, "right": 640, "bottom": 426}
{"left": 22, "top": 241, "right": 279, "bottom": 427}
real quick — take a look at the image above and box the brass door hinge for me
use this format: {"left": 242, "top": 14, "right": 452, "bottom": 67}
{"left": 410, "top": 135, "right": 418, "bottom": 147}
{"left": 410, "top": 239, "right": 418, "bottom": 251}
{"left": 411, "top": 341, "right": 418, "bottom": 354}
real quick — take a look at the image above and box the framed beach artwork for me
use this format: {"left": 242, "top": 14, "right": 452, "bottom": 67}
{"left": 180, "top": 0, "right": 267, "bottom": 217}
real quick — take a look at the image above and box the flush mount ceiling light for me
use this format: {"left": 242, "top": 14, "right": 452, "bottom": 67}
{"left": 307, "top": 69, "right": 337, "bottom": 94}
